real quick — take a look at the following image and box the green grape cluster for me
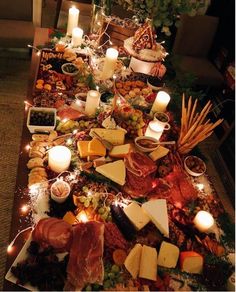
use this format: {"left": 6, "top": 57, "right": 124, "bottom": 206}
{"left": 78, "top": 188, "right": 112, "bottom": 222}
{"left": 103, "top": 264, "right": 123, "bottom": 289}
{"left": 56, "top": 119, "right": 79, "bottom": 133}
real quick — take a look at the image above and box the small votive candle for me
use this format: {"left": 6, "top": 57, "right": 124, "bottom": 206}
{"left": 193, "top": 211, "right": 215, "bottom": 233}
{"left": 67, "top": 7, "right": 80, "bottom": 36}
{"left": 150, "top": 91, "right": 170, "bottom": 114}
{"left": 72, "top": 27, "right": 83, "bottom": 47}
{"left": 101, "top": 48, "right": 119, "bottom": 80}
{"left": 145, "top": 120, "right": 164, "bottom": 141}
{"left": 85, "top": 90, "right": 101, "bottom": 117}
{"left": 48, "top": 146, "right": 71, "bottom": 173}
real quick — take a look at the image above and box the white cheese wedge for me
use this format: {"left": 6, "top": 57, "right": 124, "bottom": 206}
{"left": 142, "top": 199, "right": 169, "bottom": 237}
{"left": 124, "top": 244, "right": 142, "bottom": 279}
{"left": 109, "top": 144, "right": 131, "bottom": 158}
{"left": 124, "top": 202, "right": 150, "bottom": 230}
{"left": 179, "top": 251, "right": 203, "bottom": 274}
{"left": 95, "top": 160, "right": 126, "bottom": 185}
{"left": 149, "top": 146, "right": 169, "bottom": 161}
{"left": 89, "top": 128, "right": 125, "bottom": 145}
{"left": 139, "top": 245, "right": 157, "bottom": 281}
{"left": 157, "top": 241, "right": 179, "bottom": 268}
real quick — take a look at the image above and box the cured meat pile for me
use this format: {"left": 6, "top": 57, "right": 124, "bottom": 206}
{"left": 65, "top": 221, "right": 104, "bottom": 291}
{"left": 123, "top": 152, "right": 158, "bottom": 198}
{"left": 32, "top": 218, "right": 72, "bottom": 252}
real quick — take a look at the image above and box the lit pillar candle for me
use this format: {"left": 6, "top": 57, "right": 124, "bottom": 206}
{"left": 85, "top": 90, "right": 101, "bottom": 117}
{"left": 67, "top": 7, "right": 80, "bottom": 36}
{"left": 72, "top": 27, "right": 83, "bottom": 47}
{"left": 150, "top": 91, "right": 170, "bottom": 114}
{"left": 193, "top": 211, "right": 215, "bottom": 233}
{"left": 145, "top": 120, "right": 164, "bottom": 141}
{"left": 101, "top": 48, "right": 119, "bottom": 79}
{"left": 48, "top": 146, "right": 71, "bottom": 173}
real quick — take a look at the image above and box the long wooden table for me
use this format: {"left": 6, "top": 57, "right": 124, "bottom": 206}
{"left": 3, "top": 27, "right": 49, "bottom": 291}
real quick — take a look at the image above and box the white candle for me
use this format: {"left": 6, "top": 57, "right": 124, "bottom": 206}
{"left": 72, "top": 27, "right": 83, "bottom": 47}
{"left": 85, "top": 90, "right": 101, "bottom": 117}
{"left": 48, "top": 146, "right": 71, "bottom": 173}
{"left": 67, "top": 7, "right": 80, "bottom": 36}
{"left": 101, "top": 48, "right": 119, "bottom": 79}
{"left": 193, "top": 211, "right": 215, "bottom": 233}
{"left": 150, "top": 91, "right": 170, "bottom": 114}
{"left": 145, "top": 120, "right": 163, "bottom": 141}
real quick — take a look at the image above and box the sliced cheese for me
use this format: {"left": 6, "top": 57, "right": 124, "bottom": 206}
{"left": 88, "top": 138, "right": 106, "bottom": 156}
{"left": 95, "top": 160, "right": 126, "bottom": 185}
{"left": 124, "top": 243, "right": 142, "bottom": 279}
{"left": 109, "top": 144, "right": 131, "bottom": 158}
{"left": 149, "top": 146, "right": 169, "bottom": 161}
{"left": 157, "top": 241, "right": 179, "bottom": 268}
{"left": 139, "top": 245, "right": 157, "bottom": 281}
{"left": 179, "top": 251, "right": 203, "bottom": 274}
{"left": 90, "top": 128, "right": 125, "bottom": 145}
{"left": 77, "top": 141, "right": 90, "bottom": 158}
{"left": 142, "top": 199, "right": 169, "bottom": 237}
{"left": 124, "top": 202, "right": 150, "bottom": 230}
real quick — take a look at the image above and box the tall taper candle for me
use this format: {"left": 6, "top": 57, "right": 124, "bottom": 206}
{"left": 67, "top": 7, "right": 79, "bottom": 36}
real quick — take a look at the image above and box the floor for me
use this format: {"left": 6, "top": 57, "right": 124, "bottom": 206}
{"left": 0, "top": 0, "right": 234, "bottom": 289}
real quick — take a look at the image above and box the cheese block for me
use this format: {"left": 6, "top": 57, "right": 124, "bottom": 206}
{"left": 63, "top": 211, "right": 77, "bottom": 225}
{"left": 96, "top": 160, "right": 126, "bottom": 185}
{"left": 124, "top": 202, "right": 150, "bottom": 230}
{"left": 90, "top": 128, "right": 125, "bottom": 145}
{"left": 88, "top": 138, "right": 106, "bottom": 156}
{"left": 179, "top": 251, "right": 203, "bottom": 274}
{"left": 157, "top": 241, "right": 179, "bottom": 268}
{"left": 149, "top": 146, "right": 169, "bottom": 161}
{"left": 77, "top": 141, "right": 90, "bottom": 158}
{"left": 109, "top": 144, "right": 131, "bottom": 158}
{"left": 142, "top": 199, "right": 169, "bottom": 237}
{"left": 124, "top": 244, "right": 142, "bottom": 279}
{"left": 139, "top": 245, "right": 157, "bottom": 281}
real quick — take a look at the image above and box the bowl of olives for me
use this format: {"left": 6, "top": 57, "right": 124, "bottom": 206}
{"left": 184, "top": 155, "right": 206, "bottom": 177}
{"left": 61, "top": 63, "right": 79, "bottom": 76}
{"left": 27, "top": 107, "right": 57, "bottom": 133}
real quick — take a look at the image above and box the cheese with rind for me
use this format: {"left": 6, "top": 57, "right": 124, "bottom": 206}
{"left": 179, "top": 251, "right": 203, "bottom": 274}
{"left": 139, "top": 245, "right": 157, "bottom": 281}
{"left": 90, "top": 128, "right": 125, "bottom": 145}
{"left": 157, "top": 241, "right": 179, "bottom": 268}
{"left": 95, "top": 160, "right": 126, "bottom": 185}
{"left": 124, "top": 202, "right": 150, "bottom": 230}
{"left": 142, "top": 199, "right": 169, "bottom": 237}
{"left": 149, "top": 146, "right": 169, "bottom": 161}
{"left": 124, "top": 244, "right": 142, "bottom": 279}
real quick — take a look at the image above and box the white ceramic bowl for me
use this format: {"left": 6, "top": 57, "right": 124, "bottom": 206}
{"left": 135, "top": 136, "right": 158, "bottom": 152}
{"left": 50, "top": 180, "right": 71, "bottom": 203}
{"left": 61, "top": 63, "right": 79, "bottom": 76}
{"left": 184, "top": 155, "right": 206, "bottom": 177}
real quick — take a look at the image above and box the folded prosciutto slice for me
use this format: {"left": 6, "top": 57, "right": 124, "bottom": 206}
{"left": 124, "top": 152, "right": 157, "bottom": 177}
{"left": 65, "top": 221, "right": 104, "bottom": 291}
{"left": 123, "top": 170, "right": 158, "bottom": 198}
{"left": 32, "top": 217, "right": 72, "bottom": 252}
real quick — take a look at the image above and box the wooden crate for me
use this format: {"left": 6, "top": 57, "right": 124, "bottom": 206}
{"left": 100, "top": 20, "right": 137, "bottom": 47}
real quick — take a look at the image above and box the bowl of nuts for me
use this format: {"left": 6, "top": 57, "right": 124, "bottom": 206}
{"left": 184, "top": 155, "right": 206, "bottom": 177}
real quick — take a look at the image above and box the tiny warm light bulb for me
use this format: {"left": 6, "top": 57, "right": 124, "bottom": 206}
{"left": 196, "top": 183, "right": 204, "bottom": 191}
{"left": 77, "top": 211, "right": 88, "bottom": 222}
{"left": 66, "top": 138, "right": 73, "bottom": 146}
{"left": 7, "top": 244, "right": 14, "bottom": 254}
{"left": 62, "top": 118, "right": 68, "bottom": 123}
{"left": 25, "top": 144, "right": 31, "bottom": 151}
{"left": 73, "top": 129, "right": 78, "bottom": 135}
{"left": 21, "top": 204, "right": 29, "bottom": 214}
